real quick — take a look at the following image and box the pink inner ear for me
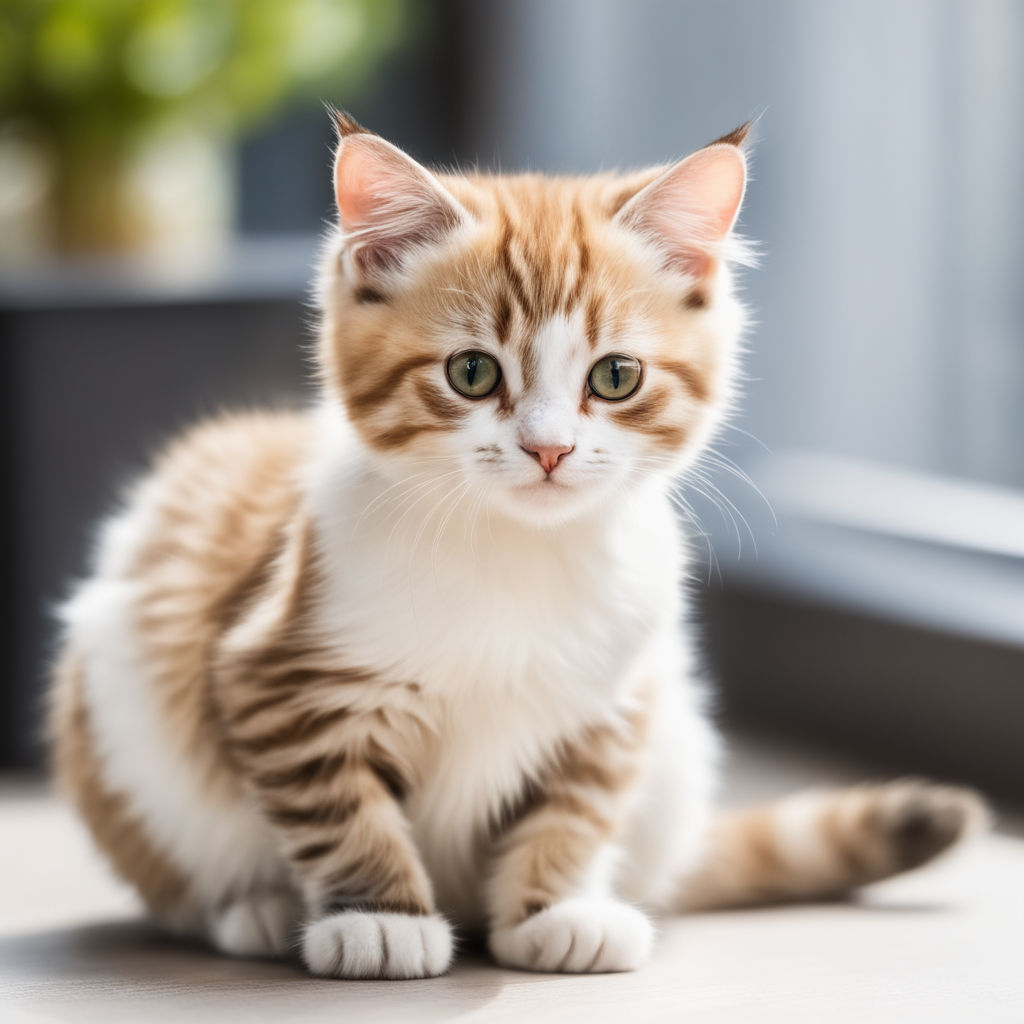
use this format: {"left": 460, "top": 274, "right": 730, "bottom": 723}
{"left": 335, "top": 144, "right": 382, "bottom": 228}
{"left": 335, "top": 140, "right": 420, "bottom": 231}
{"left": 334, "top": 136, "right": 464, "bottom": 279}
{"left": 673, "top": 145, "right": 747, "bottom": 238}
{"left": 618, "top": 143, "right": 747, "bottom": 280}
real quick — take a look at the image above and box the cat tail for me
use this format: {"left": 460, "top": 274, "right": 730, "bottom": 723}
{"left": 678, "top": 780, "right": 989, "bottom": 912}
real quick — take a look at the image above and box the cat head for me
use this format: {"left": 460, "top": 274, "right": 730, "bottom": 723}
{"left": 318, "top": 113, "right": 752, "bottom": 528}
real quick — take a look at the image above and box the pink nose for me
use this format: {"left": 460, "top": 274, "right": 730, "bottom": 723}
{"left": 520, "top": 442, "right": 574, "bottom": 474}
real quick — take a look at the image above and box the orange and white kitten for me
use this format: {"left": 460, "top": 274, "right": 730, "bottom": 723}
{"left": 51, "top": 115, "right": 984, "bottom": 979}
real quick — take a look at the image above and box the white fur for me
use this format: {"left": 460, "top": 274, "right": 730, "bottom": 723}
{"left": 61, "top": 491, "right": 286, "bottom": 927}
{"left": 294, "top": 299, "right": 736, "bottom": 931}
{"left": 304, "top": 911, "right": 453, "bottom": 979}
{"left": 210, "top": 890, "right": 301, "bottom": 959}
{"left": 67, "top": 264, "right": 743, "bottom": 975}
{"left": 490, "top": 898, "right": 654, "bottom": 973}
{"left": 301, "top": 399, "right": 711, "bottom": 931}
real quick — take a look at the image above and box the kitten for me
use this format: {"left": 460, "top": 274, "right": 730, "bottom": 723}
{"left": 50, "top": 113, "right": 985, "bottom": 979}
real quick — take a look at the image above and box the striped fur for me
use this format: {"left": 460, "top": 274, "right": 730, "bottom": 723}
{"left": 51, "top": 119, "right": 986, "bottom": 980}
{"left": 681, "top": 782, "right": 989, "bottom": 911}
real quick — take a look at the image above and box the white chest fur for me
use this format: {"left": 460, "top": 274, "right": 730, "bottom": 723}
{"left": 308, "top": 439, "right": 686, "bottom": 922}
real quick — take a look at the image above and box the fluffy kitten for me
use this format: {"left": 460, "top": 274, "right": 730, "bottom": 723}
{"left": 50, "top": 114, "right": 984, "bottom": 979}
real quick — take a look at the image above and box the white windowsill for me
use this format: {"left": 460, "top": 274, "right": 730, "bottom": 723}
{"left": 700, "top": 451, "right": 1024, "bottom": 650}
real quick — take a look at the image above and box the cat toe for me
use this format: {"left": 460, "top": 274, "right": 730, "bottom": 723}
{"left": 489, "top": 898, "right": 653, "bottom": 973}
{"left": 303, "top": 911, "right": 453, "bottom": 979}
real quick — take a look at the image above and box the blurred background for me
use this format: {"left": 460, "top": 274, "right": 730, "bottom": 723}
{"left": 2, "top": 0, "right": 1021, "bottom": 798}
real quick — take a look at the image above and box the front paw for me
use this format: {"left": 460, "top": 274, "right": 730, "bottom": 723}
{"left": 489, "top": 898, "right": 653, "bottom": 973}
{"left": 303, "top": 911, "right": 453, "bottom": 979}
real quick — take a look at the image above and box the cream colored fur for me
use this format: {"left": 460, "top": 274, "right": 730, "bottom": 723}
{"left": 51, "top": 118, "right": 985, "bottom": 980}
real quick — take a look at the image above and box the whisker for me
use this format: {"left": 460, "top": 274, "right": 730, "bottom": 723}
{"left": 693, "top": 459, "right": 764, "bottom": 555}
{"left": 372, "top": 470, "right": 465, "bottom": 527}
{"left": 721, "top": 422, "right": 773, "bottom": 453}
{"left": 431, "top": 480, "right": 473, "bottom": 577}
{"left": 667, "top": 486, "right": 721, "bottom": 586}
{"left": 700, "top": 449, "right": 777, "bottom": 529}
{"left": 688, "top": 469, "right": 757, "bottom": 559}
{"left": 387, "top": 473, "right": 465, "bottom": 549}
{"left": 680, "top": 475, "right": 744, "bottom": 559}
{"left": 355, "top": 469, "right": 439, "bottom": 527}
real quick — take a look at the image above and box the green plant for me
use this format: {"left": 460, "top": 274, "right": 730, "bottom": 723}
{"left": 0, "top": 0, "right": 408, "bottom": 252}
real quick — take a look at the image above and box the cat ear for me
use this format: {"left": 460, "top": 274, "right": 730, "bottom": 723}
{"left": 614, "top": 124, "right": 750, "bottom": 280}
{"left": 332, "top": 112, "right": 469, "bottom": 286}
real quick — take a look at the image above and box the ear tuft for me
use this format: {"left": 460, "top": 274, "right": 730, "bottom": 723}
{"left": 329, "top": 106, "right": 373, "bottom": 140}
{"left": 709, "top": 120, "right": 754, "bottom": 150}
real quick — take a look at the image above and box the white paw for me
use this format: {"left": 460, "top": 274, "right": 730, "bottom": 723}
{"left": 303, "top": 911, "right": 453, "bottom": 979}
{"left": 489, "top": 898, "right": 653, "bottom": 973}
{"left": 210, "top": 890, "right": 300, "bottom": 959}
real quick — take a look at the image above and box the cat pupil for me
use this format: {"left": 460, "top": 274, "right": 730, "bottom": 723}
{"left": 466, "top": 358, "right": 478, "bottom": 386}
{"left": 610, "top": 360, "right": 621, "bottom": 390}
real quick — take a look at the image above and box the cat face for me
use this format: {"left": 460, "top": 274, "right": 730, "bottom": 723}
{"left": 319, "top": 114, "right": 750, "bottom": 527}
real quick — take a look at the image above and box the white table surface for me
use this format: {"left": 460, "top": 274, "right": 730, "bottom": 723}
{"left": 2, "top": 732, "right": 1021, "bottom": 1024}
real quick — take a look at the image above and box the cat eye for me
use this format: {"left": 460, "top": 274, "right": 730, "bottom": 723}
{"left": 588, "top": 354, "right": 642, "bottom": 401}
{"left": 446, "top": 351, "right": 502, "bottom": 398}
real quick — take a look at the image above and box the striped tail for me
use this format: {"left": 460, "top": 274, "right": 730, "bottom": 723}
{"left": 680, "top": 780, "right": 989, "bottom": 912}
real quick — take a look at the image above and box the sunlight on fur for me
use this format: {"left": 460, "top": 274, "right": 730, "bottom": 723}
{"left": 49, "top": 113, "right": 987, "bottom": 980}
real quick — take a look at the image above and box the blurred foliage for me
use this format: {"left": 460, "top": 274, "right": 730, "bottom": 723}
{"left": 0, "top": 0, "right": 408, "bottom": 137}
{"left": 0, "top": 0, "right": 410, "bottom": 253}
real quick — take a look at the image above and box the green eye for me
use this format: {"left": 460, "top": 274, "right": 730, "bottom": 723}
{"left": 446, "top": 351, "right": 502, "bottom": 398}
{"left": 588, "top": 354, "right": 642, "bottom": 401}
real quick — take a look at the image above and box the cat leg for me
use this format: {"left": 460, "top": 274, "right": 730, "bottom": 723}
{"left": 487, "top": 691, "right": 653, "bottom": 973}
{"left": 220, "top": 685, "right": 452, "bottom": 979}
{"left": 283, "top": 755, "right": 452, "bottom": 980}
{"left": 249, "top": 757, "right": 449, "bottom": 978}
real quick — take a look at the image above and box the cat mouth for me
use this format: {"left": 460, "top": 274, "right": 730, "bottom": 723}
{"left": 518, "top": 476, "right": 574, "bottom": 496}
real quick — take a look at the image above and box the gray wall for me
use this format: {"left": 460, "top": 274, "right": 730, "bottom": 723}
{"left": 2, "top": 288, "right": 309, "bottom": 768}
{"left": 458, "top": 0, "right": 1024, "bottom": 488}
